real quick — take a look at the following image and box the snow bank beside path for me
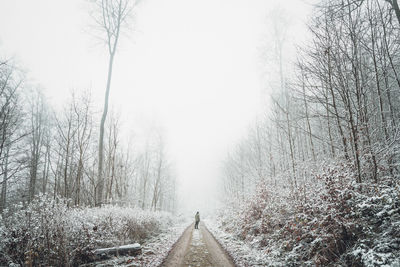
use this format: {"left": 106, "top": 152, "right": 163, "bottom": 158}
{"left": 206, "top": 219, "right": 283, "bottom": 267}
{"left": 90, "top": 219, "right": 190, "bottom": 267}
{"left": 132, "top": 218, "right": 189, "bottom": 266}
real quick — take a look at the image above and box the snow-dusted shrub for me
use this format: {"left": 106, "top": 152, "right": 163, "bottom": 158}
{"left": 0, "top": 197, "right": 72, "bottom": 266}
{"left": 214, "top": 160, "right": 400, "bottom": 266}
{"left": 344, "top": 178, "right": 400, "bottom": 266}
{"left": 287, "top": 162, "right": 359, "bottom": 265}
{"left": 0, "top": 195, "right": 174, "bottom": 266}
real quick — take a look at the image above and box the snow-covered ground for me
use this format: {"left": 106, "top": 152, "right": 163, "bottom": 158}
{"left": 89, "top": 218, "right": 190, "bottom": 266}
{"left": 206, "top": 219, "right": 283, "bottom": 267}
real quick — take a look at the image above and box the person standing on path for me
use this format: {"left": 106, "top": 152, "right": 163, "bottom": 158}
{"left": 195, "top": 211, "right": 200, "bottom": 229}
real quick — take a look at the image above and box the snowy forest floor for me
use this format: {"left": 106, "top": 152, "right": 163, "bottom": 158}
{"left": 82, "top": 220, "right": 190, "bottom": 267}
{"left": 206, "top": 219, "right": 279, "bottom": 266}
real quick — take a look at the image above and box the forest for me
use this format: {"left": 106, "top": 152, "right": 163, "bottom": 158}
{"left": 1, "top": 0, "right": 400, "bottom": 266}
{"left": 215, "top": 0, "right": 400, "bottom": 266}
{"left": 0, "top": 0, "right": 178, "bottom": 265}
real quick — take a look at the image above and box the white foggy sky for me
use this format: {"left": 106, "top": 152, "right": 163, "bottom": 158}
{"left": 0, "top": 0, "right": 312, "bottom": 213}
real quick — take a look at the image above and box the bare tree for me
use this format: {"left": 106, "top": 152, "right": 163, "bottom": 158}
{"left": 72, "top": 91, "right": 93, "bottom": 205}
{"left": 0, "top": 61, "right": 25, "bottom": 212}
{"left": 90, "top": 0, "right": 137, "bottom": 205}
{"left": 104, "top": 112, "right": 119, "bottom": 203}
{"left": 27, "top": 88, "right": 50, "bottom": 202}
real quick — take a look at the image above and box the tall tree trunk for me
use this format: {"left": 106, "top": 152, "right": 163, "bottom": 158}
{"left": 0, "top": 146, "right": 9, "bottom": 213}
{"left": 286, "top": 109, "right": 297, "bottom": 190}
{"left": 325, "top": 84, "right": 336, "bottom": 157}
{"left": 63, "top": 126, "right": 71, "bottom": 199}
{"left": 378, "top": 2, "right": 398, "bottom": 130}
{"left": 302, "top": 76, "right": 316, "bottom": 161}
{"left": 369, "top": 8, "right": 389, "bottom": 140}
{"left": 327, "top": 48, "right": 350, "bottom": 160}
{"left": 42, "top": 142, "right": 50, "bottom": 194}
{"left": 390, "top": 0, "right": 400, "bottom": 25}
{"left": 97, "top": 52, "right": 115, "bottom": 206}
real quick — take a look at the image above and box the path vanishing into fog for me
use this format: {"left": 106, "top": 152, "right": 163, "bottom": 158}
{"left": 163, "top": 222, "right": 235, "bottom": 267}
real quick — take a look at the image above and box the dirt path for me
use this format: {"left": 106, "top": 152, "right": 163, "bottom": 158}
{"left": 162, "top": 222, "right": 235, "bottom": 267}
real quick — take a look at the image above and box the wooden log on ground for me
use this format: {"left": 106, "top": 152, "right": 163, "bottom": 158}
{"left": 93, "top": 243, "right": 142, "bottom": 260}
